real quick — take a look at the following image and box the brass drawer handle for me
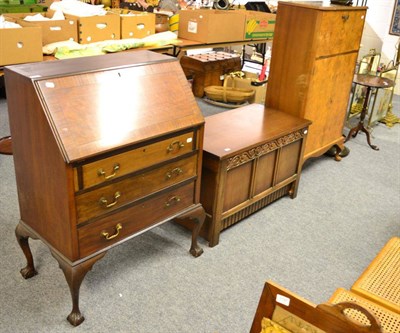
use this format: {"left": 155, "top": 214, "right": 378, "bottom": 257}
{"left": 165, "top": 167, "right": 183, "bottom": 179}
{"left": 101, "top": 223, "right": 122, "bottom": 240}
{"left": 165, "top": 196, "right": 181, "bottom": 207}
{"left": 99, "top": 191, "right": 121, "bottom": 208}
{"left": 97, "top": 163, "right": 120, "bottom": 180}
{"left": 166, "top": 140, "right": 185, "bottom": 153}
{"left": 342, "top": 15, "right": 349, "bottom": 22}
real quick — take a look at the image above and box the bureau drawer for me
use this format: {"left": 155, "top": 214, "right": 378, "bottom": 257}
{"left": 77, "top": 181, "right": 195, "bottom": 258}
{"left": 75, "top": 155, "right": 198, "bottom": 223}
{"left": 75, "top": 131, "right": 197, "bottom": 190}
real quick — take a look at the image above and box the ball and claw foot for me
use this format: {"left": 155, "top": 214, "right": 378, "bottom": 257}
{"left": 190, "top": 246, "right": 204, "bottom": 258}
{"left": 334, "top": 154, "right": 342, "bottom": 162}
{"left": 20, "top": 266, "right": 38, "bottom": 279}
{"left": 67, "top": 312, "right": 85, "bottom": 327}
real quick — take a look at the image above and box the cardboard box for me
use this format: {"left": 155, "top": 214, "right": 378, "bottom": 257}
{"left": 0, "top": 26, "right": 43, "bottom": 66}
{"left": 244, "top": 11, "right": 275, "bottom": 40}
{"left": 178, "top": 9, "right": 245, "bottom": 43}
{"left": 65, "top": 13, "right": 120, "bottom": 44}
{"left": 5, "top": 12, "right": 78, "bottom": 45}
{"left": 113, "top": 10, "right": 155, "bottom": 39}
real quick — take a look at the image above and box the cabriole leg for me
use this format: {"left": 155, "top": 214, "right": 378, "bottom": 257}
{"left": 175, "top": 205, "right": 205, "bottom": 257}
{"left": 15, "top": 222, "right": 38, "bottom": 279}
{"left": 50, "top": 251, "right": 106, "bottom": 326}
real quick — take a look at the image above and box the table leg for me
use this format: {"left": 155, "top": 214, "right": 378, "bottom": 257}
{"left": 345, "top": 86, "right": 379, "bottom": 150}
{"left": 358, "top": 125, "right": 379, "bottom": 150}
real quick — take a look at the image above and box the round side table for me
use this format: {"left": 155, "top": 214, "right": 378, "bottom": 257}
{"left": 0, "top": 136, "right": 12, "bottom": 155}
{"left": 345, "top": 74, "right": 395, "bottom": 150}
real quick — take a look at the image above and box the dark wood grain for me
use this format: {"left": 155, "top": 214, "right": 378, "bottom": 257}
{"left": 5, "top": 50, "right": 205, "bottom": 326}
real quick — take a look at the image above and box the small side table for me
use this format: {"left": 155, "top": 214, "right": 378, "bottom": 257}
{"left": 0, "top": 136, "right": 12, "bottom": 155}
{"left": 345, "top": 74, "right": 395, "bottom": 150}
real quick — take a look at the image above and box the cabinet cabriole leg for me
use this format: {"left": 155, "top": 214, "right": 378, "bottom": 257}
{"left": 175, "top": 205, "right": 205, "bottom": 257}
{"left": 50, "top": 251, "right": 106, "bottom": 326}
{"left": 334, "top": 145, "right": 343, "bottom": 162}
{"left": 15, "top": 222, "right": 38, "bottom": 279}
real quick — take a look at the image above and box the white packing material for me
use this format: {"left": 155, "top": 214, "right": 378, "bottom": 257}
{"left": 0, "top": 15, "right": 22, "bottom": 28}
{"left": 50, "top": 0, "right": 107, "bottom": 17}
{"left": 23, "top": 10, "right": 66, "bottom": 21}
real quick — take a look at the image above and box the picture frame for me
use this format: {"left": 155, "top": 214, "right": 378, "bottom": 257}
{"left": 368, "top": 87, "right": 392, "bottom": 126}
{"left": 368, "top": 66, "right": 398, "bottom": 126}
{"left": 390, "top": 0, "right": 400, "bottom": 36}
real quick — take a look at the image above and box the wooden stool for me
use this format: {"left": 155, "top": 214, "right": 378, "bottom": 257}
{"left": 351, "top": 237, "right": 400, "bottom": 314}
{"left": 329, "top": 288, "right": 400, "bottom": 333}
{"left": 180, "top": 51, "right": 241, "bottom": 97}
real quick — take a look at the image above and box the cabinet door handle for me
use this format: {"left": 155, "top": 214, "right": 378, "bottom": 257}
{"left": 97, "top": 163, "right": 120, "bottom": 180}
{"left": 101, "top": 223, "right": 122, "bottom": 240}
{"left": 99, "top": 191, "right": 121, "bottom": 208}
{"left": 165, "top": 196, "right": 181, "bottom": 207}
{"left": 166, "top": 140, "right": 185, "bottom": 153}
{"left": 342, "top": 15, "right": 349, "bottom": 22}
{"left": 165, "top": 167, "right": 183, "bottom": 179}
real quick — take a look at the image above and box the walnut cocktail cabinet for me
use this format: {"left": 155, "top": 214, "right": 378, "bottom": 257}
{"left": 200, "top": 104, "right": 311, "bottom": 246}
{"left": 4, "top": 51, "right": 205, "bottom": 326}
{"left": 265, "top": 1, "right": 367, "bottom": 161}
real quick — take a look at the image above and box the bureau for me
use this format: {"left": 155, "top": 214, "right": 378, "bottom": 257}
{"left": 200, "top": 104, "right": 311, "bottom": 246}
{"left": 4, "top": 51, "right": 205, "bottom": 326}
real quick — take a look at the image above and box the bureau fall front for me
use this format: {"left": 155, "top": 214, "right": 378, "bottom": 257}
{"left": 4, "top": 51, "right": 206, "bottom": 326}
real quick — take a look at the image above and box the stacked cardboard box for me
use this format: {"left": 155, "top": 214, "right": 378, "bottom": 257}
{"left": 178, "top": 9, "right": 275, "bottom": 43}
{"left": 5, "top": 12, "right": 78, "bottom": 45}
{"left": 0, "top": 24, "right": 43, "bottom": 66}
{"left": 64, "top": 12, "right": 120, "bottom": 44}
{"left": 108, "top": 9, "right": 155, "bottom": 39}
